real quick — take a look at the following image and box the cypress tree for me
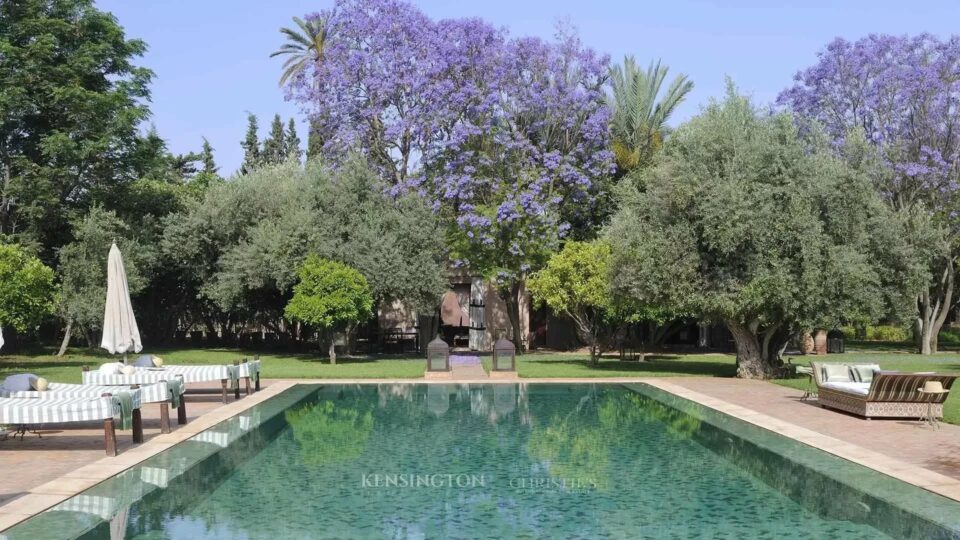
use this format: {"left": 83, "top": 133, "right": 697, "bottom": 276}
{"left": 240, "top": 113, "right": 261, "bottom": 174}
{"left": 262, "top": 114, "right": 286, "bottom": 165}
{"left": 200, "top": 137, "right": 218, "bottom": 174}
{"left": 285, "top": 118, "right": 302, "bottom": 161}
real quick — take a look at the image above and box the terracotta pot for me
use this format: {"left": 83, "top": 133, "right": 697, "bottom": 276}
{"left": 813, "top": 329, "right": 828, "bottom": 355}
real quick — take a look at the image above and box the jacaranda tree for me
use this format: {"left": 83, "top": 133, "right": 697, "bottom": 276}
{"left": 779, "top": 34, "right": 960, "bottom": 354}
{"left": 289, "top": 0, "right": 613, "bottom": 348}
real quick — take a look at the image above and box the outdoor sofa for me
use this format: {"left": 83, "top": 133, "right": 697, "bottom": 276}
{"left": 811, "top": 361, "right": 957, "bottom": 419}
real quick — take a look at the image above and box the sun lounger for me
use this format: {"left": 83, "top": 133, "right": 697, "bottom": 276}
{"left": 83, "top": 359, "right": 256, "bottom": 404}
{"left": 0, "top": 392, "right": 143, "bottom": 455}
{"left": 811, "top": 362, "right": 958, "bottom": 419}
{"left": 1, "top": 380, "right": 186, "bottom": 434}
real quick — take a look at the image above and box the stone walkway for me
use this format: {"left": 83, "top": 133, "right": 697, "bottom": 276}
{"left": 661, "top": 377, "right": 960, "bottom": 481}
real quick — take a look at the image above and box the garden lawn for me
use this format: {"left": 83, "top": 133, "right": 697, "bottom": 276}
{"left": 0, "top": 347, "right": 426, "bottom": 383}
{"left": 484, "top": 351, "right": 739, "bottom": 378}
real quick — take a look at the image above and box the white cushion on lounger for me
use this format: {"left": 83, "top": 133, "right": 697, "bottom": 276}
{"left": 2, "top": 374, "right": 37, "bottom": 392}
{"left": 821, "top": 381, "right": 870, "bottom": 396}
{"left": 98, "top": 362, "right": 124, "bottom": 375}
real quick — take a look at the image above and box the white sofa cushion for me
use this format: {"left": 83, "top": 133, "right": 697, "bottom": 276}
{"left": 821, "top": 381, "right": 870, "bottom": 396}
{"left": 821, "top": 364, "right": 852, "bottom": 383}
{"left": 850, "top": 364, "right": 881, "bottom": 383}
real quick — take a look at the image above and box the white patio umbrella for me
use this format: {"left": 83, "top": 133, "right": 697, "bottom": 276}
{"left": 101, "top": 243, "right": 141, "bottom": 361}
{"left": 0, "top": 326, "right": 4, "bottom": 351}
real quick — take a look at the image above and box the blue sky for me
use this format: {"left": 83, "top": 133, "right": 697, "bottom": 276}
{"left": 97, "top": 0, "right": 960, "bottom": 175}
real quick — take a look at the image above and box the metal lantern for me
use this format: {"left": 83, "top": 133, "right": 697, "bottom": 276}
{"left": 492, "top": 337, "right": 516, "bottom": 372}
{"left": 826, "top": 329, "right": 845, "bottom": 354}
{"left": 426, "top": 336, "right": 451, "bottom": 372}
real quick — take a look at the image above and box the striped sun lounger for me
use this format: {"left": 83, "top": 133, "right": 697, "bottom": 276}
{"left": 1, "top": 380, "right": 186, "bottom": 434}
{"left": 83, "top": 360, "right": 258, "bottom": 404}
{"left": 0, "top": 393, "right": 144, "bottom": 455}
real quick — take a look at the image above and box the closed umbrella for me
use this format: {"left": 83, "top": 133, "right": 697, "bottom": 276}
{"left": 101, "top": 243, "right": 141, "bottom": 361}
{"left": 0, "top": 326, "right": 4, "bottom": 351}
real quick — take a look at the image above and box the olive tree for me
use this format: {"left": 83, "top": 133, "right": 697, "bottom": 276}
{"left": 58, "top": 206, "right": 149, "bottom": 353}
{"left": 607, "top": 86, "right": 915, "bottom": 379}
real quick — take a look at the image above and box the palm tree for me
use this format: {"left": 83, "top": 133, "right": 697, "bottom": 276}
{"left": 270, "top": 15, "right": 331, "bottom": 87}
{"left": 608, "top": 56, "right": 693, "bottom": 173}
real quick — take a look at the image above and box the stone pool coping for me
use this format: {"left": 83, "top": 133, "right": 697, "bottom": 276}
{"left": 2, "top": 376, "right": 959, "bottom": 531}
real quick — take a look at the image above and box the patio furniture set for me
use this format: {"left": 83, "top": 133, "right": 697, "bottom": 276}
{"left": 0, "top": 357, "right": 261, "bottom": 456}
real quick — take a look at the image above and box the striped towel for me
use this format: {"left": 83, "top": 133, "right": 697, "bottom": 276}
{"left": 113, "top": 392, "right": 133, "bottom": 430}
{"left": 167, "top": 378, "right": 184, "bottom": 409}
{"left": 238, "top": 360, "right": 261, "bottom": 382}
{"left": 1, "top": 383, "right": 151, "bottom": 405}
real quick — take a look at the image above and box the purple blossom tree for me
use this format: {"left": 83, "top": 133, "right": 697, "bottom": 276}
{"left": 779, "top": 34, "right": 960, "bottom": 354}
{"left": 288, "top": 0, "right": 613, "bottom": 349}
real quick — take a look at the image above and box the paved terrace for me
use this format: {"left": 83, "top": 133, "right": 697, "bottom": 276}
{"left": 2, "top": 376, "right": 960, "bottom": 531}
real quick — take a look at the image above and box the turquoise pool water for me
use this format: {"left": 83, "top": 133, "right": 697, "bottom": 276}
{"left": 4, "top": 383, "right": 960, "bottom": 539}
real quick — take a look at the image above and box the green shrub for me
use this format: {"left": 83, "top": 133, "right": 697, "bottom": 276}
{"left": 840, "top": 325, "right": 910, "bottom": 342}
{"left": 938, "top": 327, "right": 960, "bottom": 347}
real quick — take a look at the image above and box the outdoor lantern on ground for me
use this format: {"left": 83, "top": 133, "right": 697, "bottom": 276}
{"left": 426, "top": 336, "right": 451, "bottom": 372}
{"left": 492, "top": 336, "right": 516, "bottom": 372}
{"left": 827, "top": 329, "right": 845, "bottom": 354}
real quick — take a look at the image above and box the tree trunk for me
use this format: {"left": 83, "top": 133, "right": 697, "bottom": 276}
{"left": 725, "top": 320, "right": 790, "bottom": 379}
{"left": 499, "top": 281, "right": 525, "bottom": 353}
{"left": 328, "top": 332, "right": 337, "bottom": 365}
{"left": 917, "top": 258, "right": 954, "bottom": 355}
{"left": 57, "top": 318, "right": 73, "bottom": 357}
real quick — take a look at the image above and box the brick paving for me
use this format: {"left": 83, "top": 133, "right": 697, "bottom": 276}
{"left": 666, "top": 377, "right": 960, "bottom": 481}
{"left": 0, "top": 380, "right": 268, "bottom": 507}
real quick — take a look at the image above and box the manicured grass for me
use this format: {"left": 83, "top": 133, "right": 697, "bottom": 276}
{"left": 0, "top": 347, "right": 427, "bottom": 383}
{"left": 483, "top": 351, "right": 739, "bottom": 378}
{"left": 776, "top": 345, "right": 960, "bottom": 425}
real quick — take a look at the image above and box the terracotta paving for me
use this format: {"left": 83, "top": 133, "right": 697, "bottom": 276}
{"left": 0, "top": 380, "right": 271, "bottom": 508}
{"left": 663, "top": 377, "right": 960, "bottom": 480}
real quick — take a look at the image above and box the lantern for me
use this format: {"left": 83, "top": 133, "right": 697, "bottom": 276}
{"left": 426, "top": 336, "right": 451, "bottom": 372}
{"left": 492, "top": 337, "right": 516, "bottom": 372}
{"left": 827, "top": 329, "right": 845, "bottom": 354}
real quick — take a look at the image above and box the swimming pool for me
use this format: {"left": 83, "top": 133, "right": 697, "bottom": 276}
{"left": 3, "top": 383, "right": 959, "bottom": 539}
